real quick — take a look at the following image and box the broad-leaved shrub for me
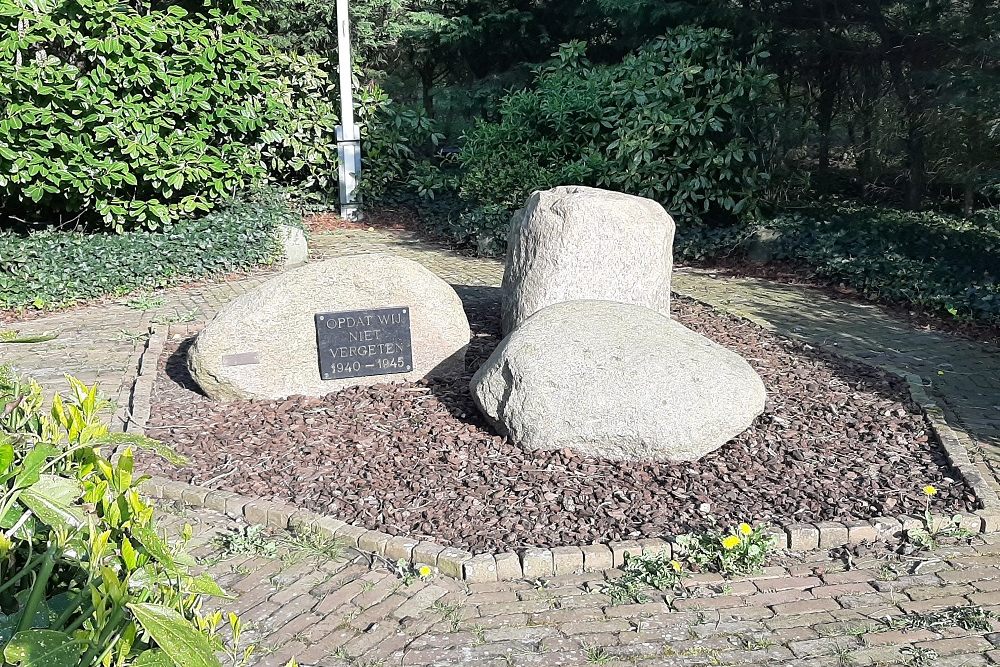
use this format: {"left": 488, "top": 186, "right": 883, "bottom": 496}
{"left": 0, "top": 368, "right": 249, "bottom": 665}
{"left": 460, "top": 28, "right": 775, "bottom": 224}
{"left": 0, "top": 0, "right": 337, "bottom": 231}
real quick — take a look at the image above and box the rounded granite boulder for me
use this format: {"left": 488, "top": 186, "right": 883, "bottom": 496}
{"left": 189, "top": 254, "right": 471, "bottom": 400}
{"left": 471, "top": 300, "right": 766, "bottom": 462}
{"left": 501, "top": 185, "right": 675, "bottom": 334}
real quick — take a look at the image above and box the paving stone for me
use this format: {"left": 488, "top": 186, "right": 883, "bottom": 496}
{"left": 550, "top": 546, "right": 584, "bottom": 576}
{"left": 580, "top": 544, "right": 613, "bottom": 572}
{"left": 755, "top": 576, "right": 822, "bottom": 593}
{"left": 494, "top": 552, "right": 522, "bottom": 580}
{"left": 788, "top": 636, "right": 861, "bottom": 657}
{"left": 811, "top": 583, "right": 876, "bottom": 598}
{"left": 861, "top": 628, "right": 939, "bottom": 646}
{"left": 464, "top": 554, "right": 499, "bottom": 583}
{"left": 772, "top": 598, "right": 841, "bottom": 615}
{"left": 900, "top": 595, "right": 972, "bottom": 613}
{"left": 915, "top": 635, "right": 993, "bottom": 655}
{"left": 521, "top": 548, "right": 554, "bottom": 578}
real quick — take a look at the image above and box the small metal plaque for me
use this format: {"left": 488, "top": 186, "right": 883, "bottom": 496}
{"left": 315, "top": 307, "right": 413, "bottom": 380}
{"left": 221, "top": 352, "right": 260, "bottom": 367}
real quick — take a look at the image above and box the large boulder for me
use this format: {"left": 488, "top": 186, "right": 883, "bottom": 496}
{"left": 501, "top": 186, "right": 675, "bottom": 334}
{"left": 189, "top": 254, "right": 470, "bottom": 400}
{"left": 471, "top": 300, "right": 766, "bottom": 462}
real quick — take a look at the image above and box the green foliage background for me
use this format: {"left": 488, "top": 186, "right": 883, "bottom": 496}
{"left": 0, "top": 0, "right": 337, "bottom": 232}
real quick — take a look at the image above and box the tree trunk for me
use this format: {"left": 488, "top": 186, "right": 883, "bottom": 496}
{"left": 419, "top": 64, "right": 435, "bottom": 118}
{"left": 816, "top": 60, "right": 840, "bottom": 185}
{"left": 903, "top": 116, "right": 926, "bottom": 210}
{"left": 856, "top": 61, "right": 881, "bottom": 184}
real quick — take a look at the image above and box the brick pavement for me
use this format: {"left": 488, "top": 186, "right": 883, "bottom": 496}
{"left": 4, "top": 226, "right": 1000, "bottom": 665}
{"left": 163, "top": 502, "right": 1000, "bottom": 666}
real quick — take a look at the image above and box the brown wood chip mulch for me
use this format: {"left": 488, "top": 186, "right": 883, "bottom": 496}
{"left": 140, "top": 290, "right": 975, "bottom": 553}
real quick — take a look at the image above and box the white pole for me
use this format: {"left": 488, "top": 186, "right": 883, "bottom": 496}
{"left": 336, "top": 0, "right": 361, "bottom": 220}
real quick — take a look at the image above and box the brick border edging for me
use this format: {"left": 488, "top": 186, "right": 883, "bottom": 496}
{"left": 129, "top": 322, "right": 1000, "bottom": 584}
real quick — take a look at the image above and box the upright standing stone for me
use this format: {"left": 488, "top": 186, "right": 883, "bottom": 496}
{"left": 501, "top": 186, "right": 675, "bottom": 333}
{"left": 188, "top": 254, "right": 470, "bottom": 401}
{"left": 277, "top": 225, "right": 309, "bottom": 267}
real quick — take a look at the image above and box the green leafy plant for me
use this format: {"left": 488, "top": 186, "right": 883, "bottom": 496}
{"left": 0, "top": 189, "right": 296, "bottom": 311}
{"left": 393, "top": 559, "right": 434, "bottom": 586}
{"left": 889, "top": 605, "right": 995, "bottom": 632}
{"left": 357, "top": 85, "right": 445, "bottom": 203}
{"left": 0, "top": 367, "right": 249, "bottom": 665}
{"left": 905, "top": 484, "right": 974, "bottom": 551}
{"left": 674, "top": 522, "right": 774, "bottom": 576}
{"left": 459, "top": 29, "right": 775, "bottom": 224}
{"left": 602, "top": 552, "right": 686, "bottom": 605}
{"left": 0, "top": 0, "right": 337, "bottom": 232}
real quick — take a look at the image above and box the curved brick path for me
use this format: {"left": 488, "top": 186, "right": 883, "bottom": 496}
{"left": 5, "top": 227, "right": 1000, "bottom": 665}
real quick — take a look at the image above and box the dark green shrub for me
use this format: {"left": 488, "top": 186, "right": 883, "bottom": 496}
{"left": 459, "top": 29, "right": 776, "bottom": 223}
{"left": 676, "top": 206, "right": 1000, "bottom": 324}
{"left": 0, "top": 190, "right": 297, "bottom": 310}
{"left": 357, "top": 86, "right": 445, "bottom": 203}
{"left": 0, "top": 0, "right": 337, "bottom": 232}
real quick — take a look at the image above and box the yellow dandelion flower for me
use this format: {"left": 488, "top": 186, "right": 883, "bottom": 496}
{"left": 923, "top": 485, "right": 938, "bottom": 496}
{"left": 721, "top": 535, "right": 741, "bottom": 550}
{"left": 738, "top": 523, "right": 753, "bottom": 536}
{"left": 670, "top": 560, "right": 682, "bottom": 573}
{"left": 418, "top": 565, "right": 433, "bottom": 577}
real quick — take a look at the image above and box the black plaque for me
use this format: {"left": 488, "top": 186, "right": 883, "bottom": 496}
{"left": 315, "top": 307, "right": 413, "bottom": 380}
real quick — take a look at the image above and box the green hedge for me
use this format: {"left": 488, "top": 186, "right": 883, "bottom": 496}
{"left": 0, "top": 0, "right": 337, "bottom": 232}
{"left": 0, "top": 190, "right": 297, "bottom": 310}
{"left": 676, "top": 206, "right": 1000, "bottom": 324}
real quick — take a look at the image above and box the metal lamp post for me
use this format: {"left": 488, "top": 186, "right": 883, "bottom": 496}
{"left": 336, "top": 0, "right": 362, "bottom": 220}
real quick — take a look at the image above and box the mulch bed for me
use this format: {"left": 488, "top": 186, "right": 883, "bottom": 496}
{"left": 140, "top": 291, "right": 976, "bottom": 554}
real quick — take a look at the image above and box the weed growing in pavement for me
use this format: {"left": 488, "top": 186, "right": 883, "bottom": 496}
{"left": 675, "top": 522, "right": 775, "bottom": 576}
{"left": 471, "top": 624, "right": 486, "bottom": 645}
{"left": 125, "top": 293, "right": 165, "bottom": 310}
{"left": 899, "top": 646, "right": 938, "bottom": 666}
{"left": 888, "top": 605, "right": 995, "bottom": 632}
{"left": 602, "top": 552, "right": 686, "bottom": 605}
{"left": 214, "top": 524, "right": 280, "bottom": 559}
{"left": 432, "top": 599, "right": 465, "bottom": 631}
{"left": 283, "top": 523, "right": 344, "bottom": 563}
{"left": 394, "top": 559, "right": 434, "bottom": 585}
{"left": 904, "top": 484, "right": 973, "bottom": 551}
{"left": 741, "top": 635, "right": 773, "bottom": 650}
{"left": 583, "top": 644, "right": 614, "bottom": 664}
{"left": 152, "top": 307, "right": 199, "bottom": 324}
{"left": 115, "top": 328, "right": 150, "bottom": 343}
{"left": 832, "top": 644, "right": 857, "bottom": 667}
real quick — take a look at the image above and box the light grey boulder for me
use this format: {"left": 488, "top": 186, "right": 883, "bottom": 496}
{"left": 189, "top": 254, "right": 470, "bottom": 401}
{"left": 501, "top": 186, "right": 675, "bottom": 334}
{"left": 277, "top": 224, "right": 308, "bottom": 266}
{"left": 471, "top": 300, "right": 766, "bottom": 462}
